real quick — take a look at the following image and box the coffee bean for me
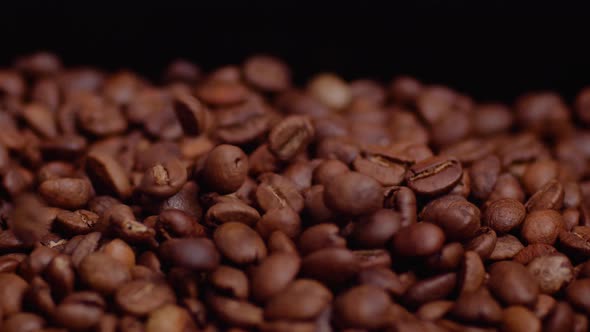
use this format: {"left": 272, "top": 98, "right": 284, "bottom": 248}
{"left": 102, "top": 239, "right": 136, "bottom": 268}
{"left": 420, "top": 195, "right": 480, "bottom": 240}
{"left": 402, "top": 272, "right": 457, "bottom": 308}
{"left": 108, "top": 204, "right": 156, "bottom": 245}
{"left": 464, "top": 226, "right": 497, "bottom": 259}
{"left": 52, "top": 291, "right": 105, "bottom": 330}
{"left": 301, "top": 247, "right": 360, "bottom": 286}
{"left": 156, "top": 209, "right": 201, "bottom": 239}
{"left": 0, "top": 254, "right": 26, "bottom": 273}
{"left": 213, "top": 222, "right": 267, "bottom": 265}
{"left": 264, "top": 279, "right": 332, "bottom": 321}
{"left": 250, "top": 252, "right": 300, "bottom": 303}
{"left": 353, "top": 249, "right": 392, "bottom": 270}
{"left": 333, "top": 285, "right": 393, "bottom": 329}
{"left": 513, "top": 243, "right": 557, "bottom": 265}
{"left": 324, "top": 171, "right": 382, "bottom": 216}
{"left": 521, "top": 209, "right": 563, "bottom": 245}
{"left": 86, "top": 151, "right": 131, "bottom": 199}
{"left": 79, "top": 252, "right": 131, "bottom": 295}
{"left": 405, "top": 156, "right": 462, "bottom": 195}
{"left": 66, "top": 232, "right": 102, "bottom": 267}
{"left": 3, "top": 312, "right": 46, "bottom": 332}
{"left": 22, "top": 103, "right": 57, "bottom": 139}
{"left": 457, "top": 251, "right": 485, "bottom": 294}
{"left": 352, "top": 146, "right": 407, "bottom": 186}
{"left": 173, "top": 90, "right": 210, "bottom": 136}
{"left": 214, "top": 97, "right": 271, "bottom": 145}
{"left": 488, "top": 261, "right": 539, "bottom": 306}
{"left": 565, "top": 278, "right": 590, "bottom": 314}
{"left": 44, "top": 254, "right": 75, "bottom": 297}
{"left": 243, "top": 55, "right": 291, "bottom": 92}
{"left": 544, "top": 301, "right": 575, "bottom": 332}
{"left": 282, "top": 161, "right": 315, "bottom": 192}
{"left": 159, "top": 181, "right": 203, "bottom": 217}
{"left": 488, "top": 173, "right": 526, "bottom": 203}
{"left": 383, "top": 186, "right": 417, "bottom": 227}
{"left": 146, "top": 304, "right": 196, "bottom": 332}
{"left": 209, "top": 265, "right": 249, "bottom": 299}
{"left": 501, "top": 306, "right": 541, "bottom": 332}
{"left": 207, "top": 294, "right": 263, "bottom": 328}
{"left": 139, "top": 158, "right": 187, "bottom": 198}
{"left": 267, "top": 231, "right": 298, "bottom": 254}
{"left": 450, "top": 287, "right": 502, "bottom": 325}
{"left": 256, "top": 173, "right": 304, "bottom": 213}
{"left": 350, "top": 209, "right": 401, "bottom": 248}
{"left": 312, "top": 159, "right": 349, "bottom": 186}
{"left": 196, "top": 80, "right": 249, "bottom": 107}
{"left": 268, "top": 115, "right": 314, "bottom": 161}
{"left": 308, "top": 73, "right": 351, "bottom": 110}
{"left": 159, "top": 238, "right": 220, "bottom": 271}
{"left": 0, "top": 273, "right": 28, "bottom": 315}
{"left": 416, "top": 300, "right": 454, "bottom": 321}
{"left": 201, "top": 144, "right": 248, "bottom": 194}
{"left": 55, "top": 209, "right": 99, "bottom": 235}
{"left": 527, "top": 254, "right": 573, "bottom": 294}
{"left": 525, "top": 180, "right": 564, "bottom": 212}
{"left": 483, "top": 198, "right": 526, "bottom": 233}
{"left": 303, "top": 185, "right": 337, "bottom": 224}
{"left": 298, "top": 223, "right": 346, "bottom": 255}
{"left": 392, "top": 223, "right": 445, "bottom": 257}
{"left": 257, "top": 207, "right": 302, "bottom": 239}
{"left": 115, "top": 280, "right": 176, "bottom": 316}
{"left": 489, "top": 234, "right": 524, "bottom": 260}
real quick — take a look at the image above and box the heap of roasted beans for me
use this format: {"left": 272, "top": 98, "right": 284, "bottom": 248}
{"left": 0, "top": 52, "right": 589, "bottom": 332}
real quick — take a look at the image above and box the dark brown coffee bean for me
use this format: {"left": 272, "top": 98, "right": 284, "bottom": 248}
{"left": 213, "top": 222, "right": 267, "bottom": 265}
{"left": 0, "top": 272, "right": 28, "bottom": 315}
{"left": 44, "top": 254, "right": 75, "bottom": 298}
{"left": 405, "top": 156, "right": 462, "bottom": 195}
{"left": 307, "top": 73, "right": 351, "bottom": 110}
{"left": 3, "top": 166, "right": 34, "bottom": 197}
{"left": 264, "top": 279, "right": 332, "bottom": 321}
{"left": 159, "top": 238, "right": 220, "bottom": 271}
{"left": 156, "top": 209, "right": 201, "bottom": 239}
{"left": 324, "top": 171, "right": 382, "bottom": 216}
{"left": 86, "top": 151, "right": 131, "bottom": 199}
{"left": 527, "top": 254, "right": 573, "bottom": 294}
{"left": 525, "top": 180, "right": 564, "bottom": 212}
{"left": 502, "top": 306, "right": 542, "bottom": 332}
{"left": 488, "top": 261, "right": 539, "bottom": 306}
{"left": 334, "top": 285, "right": 393, "bottom": 329}
{"left": 450, "top": 287, "right": 502, "bottom": 325}
{"left": 257, "top": 207, "right": 302, "bottom": 239}
{"left": 521, "top": 209, "right": 563, "bottom": 245}
{"left": 303, "top": 185, "right": 337, "bottom": 224}
{"left": 250, "top": 252, "right": 300, "bottom": 303}
{"left": 383, "top": 186, "right": 417, "bottom": 227}
{"left": 115, "top": 280, "right": 176, "bottom": 316}
{"left": 403, "top": 272, "right": 457, "bottom": 308}
{"left": 352, "top": 147, "right": 407, "bottom": 186}
{"left": 544, "top": 301, "right": 575, "bottom": 332}
{"left": 139, "top": 158, "right": 187, "bottom": 198}
{"left": 268, "top": 115, "right": 314, "bottom": 161}
{"left": 77, "top": 94, "right": 127, "bottom": 136}
{"left": 201, "top": 144, "right": 248, "bottom": 194}
{"left": 416, "top": 300, "right": 454, "bottom": 321}
{"left": 214, "top": 97, "right": 271, "bottom": 145}
{"left": 353, "top": 249, "right": 391, "bottom": 270}
{"left": 350, "top": 209, "right": 401, "bottom": 248}
{"left": 301, "top": 247, "right": 360, "bottom": 286}
{"left": 483, "top": 198, "right": 526, "bottom": 234}
{"left": 39, "top": 178, "right": 92, "bottom": 209}
{"left": 53, "top": 291, "right": 105, "bottom": 331}
{"left": 243, "top": 55, "right": 291, "bottom": 92}
{"left": 456, "top": 251, "right": 485, "bottom": 294}
{"left": 205, "top": 201, "right": 260, "bottom": 228}
{"left": 22, "top": 103, "right": 57, "bottom": 139}
{"left": 207, "top": 294, "right": 263, "bottom": 328}
{"left": 358, "top": 267, "right": 406, "bottom": 297}
{"left": 464, "top": 226, "right": 497, "bottom": 259}
{"left": 102, "top": 239, "right": 136, "bottom": 269}
{"left": 160, "top": 181, "right": 203, "bottom": 217}
{"left": 424, "top": 242, "right": 464, "bottom": 273}
{"left": 420, "top": 196, "right": 480, "bottom": 240}
{"left": 513, "top": 243, "right": 558, "bottom": 265}
{"left": 490, "top": 234, "right": 524, "bottom": 260}
{"left": 173, "top": 90, "right": 210, "bottom": 136}
{"left": 471, "top": 103, "right": 512, "bottom": 135}
{"left": 79, "top": 252, "right": 131, "bottom": 295}
{"left": 392, "top": 222, "right": 445, "bottom": 257}
{"left": 312, "top": 159, "right": 349, "bottom": 186}
{"left": 565, "top": 278, "right": 590, "bottom": 315}
{"left": 282, "top": 161, "right": 315, "bottom": 192}
{"left": 209, "top": 265, "right": 249, "bottom": 299}
{"left": 488, "top": 173, "right": 526, "bottom": 203}
{"left": 196, "top": 80, "right": 249, "bottom": 106}
{"left": 0, "top": 254, "right": 26, "bottom": 273}
{"left": 298, "top": 223, "right": 346, "bottom": 255}
{"left": 109, "top": 204, "right": 156, "bottom": 245}
{"left": 3, "top": 312, "right": 46, "bottom": 332}
{"left": 268, "top": 231, "right": 298, "bottom": 254}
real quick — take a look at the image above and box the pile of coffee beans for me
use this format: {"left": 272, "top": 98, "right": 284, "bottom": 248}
{"left": 0, "top": 52, "right": 590, "bottom": 332}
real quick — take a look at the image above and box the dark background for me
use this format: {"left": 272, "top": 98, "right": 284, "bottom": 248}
{"left": 1, "top": 1, "right": 590, "bottom": 103}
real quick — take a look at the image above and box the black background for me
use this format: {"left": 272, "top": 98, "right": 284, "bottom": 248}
{"left": 1, "top": 1, "right": 590, "bottom": 103}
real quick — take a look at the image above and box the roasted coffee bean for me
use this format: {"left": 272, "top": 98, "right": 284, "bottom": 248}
{"left": 544, "top": 301, "right": 575, "bottom": 332}
{"left": 207, "top": 294, "right": 263, "bottom": 328}
{"left": 102, "top": 238, "right": 136, "bottom": 268}
{"left": 450, "top": 287, "right": 502, "bottom": 325}
{"left": 205, "top": 201, "right": 261, "bottom": 228}
{"left": 392, "top": 222, "right": 445, "bottom": 257}
{"left": 139, "top": 158, "right": 188, "bottom": 198}
{"left": 521, "top": 209, "right": 563, "bottom": 245}
{"left": 0, "top": 272, "right": 28, "bottom": 315}
{"left": 405, "top": 156, "right": 462, "bottom": 195}
{"left": 79, "top": 252, "right": 132, "bottom": 295}
{"left": 209, "top": 265, "right": 249, "bottom": 299}
{"left": 513, "top": 243, "right": 557, "bottom": 265}
{"left": 565, "top": 278, "right": 590, "bottom": 314}
{"left": 303, "top": 185, "right": 337, "bottom": 224}
{"left": 527, "top": 254, "right": 573, "bottom": 294}
{"left": 268, "top": 115, "right": 314, "bottom": 161}
{"left": 525, "top": 180, "right": 564, "bottom": 212}
{"left": 257, "top": 207, "right": 302, "bottom": 239}
{"left": 214, "top": 97, "right": 271, "bottom": 145}
{"left": 488, "top": 261, "right": 539, "bottom": 306}
{"left": 352, "top": 146, "right": 407, "bottom": 186}
{"left": 159, "top": 238, "right": 220, "bottom": 271}
{"left": 402, "top": 272, "right": 457, "bottom": 308}
{"left": 324, "top": 171, "right": 382, "bottom": 216}
{"left": 145, "top": 304, "right": 196, "bottom": 332}
{"left": 298, "top": 223, "right": 346, "bottom": 255}
{"left": 156, "top": 209, "right": 201, "bottom": 239}
{"left": 55, "top": 209, "right": 99, "bottom": 235}
{"left": 490, "top": 234, "right": 524, "bottom": 260}
{"left": 501, "top": 306, "right": 541, "bottom": 332}
{"left": 301, "top": 247, "right": 360, "bottom": 286}
{"left": 86, "top": 151, "right": 131, "bottom": 199}
{"left": 25, "top": 278, "right": 55, "bottom": 315}
{"left": 312, "top": 159, "right": 349, "bottom": 186}
{"left": 173, "top": 90, "right": 210, "bottom": 136}
{"left": 488, "top": 173, "right": 526, "bottom": 203}
{"left": 416, "top": 300, "right": 454, "bottom": 321}
{"left": 115, "top": 280, "right": 176, "bottom": 316}
{"left": 267, "top": 231, "right": 298, "bottom": 254}
{"left": 282, "top": 161, "right": 315, "bottom": 192}
{"left": 334, "top": 285, "right": 393, "bottom": 329}
{"left": 3, "top": 312, "right": 46, "bottom": 332}
{"left": 39, "top": 177, "right": 92, "bottom": 210}
{"left": 420, "top": 195, "right": 480, "bottom": 240}
{"left": 383, "top": 186, "right": 417, "bottom": 226}
{"left": 256, "top": 173, "right": 305, "bottom": 213}
{"left": 52, "top": 291, "right": 105, "bottom": 331}
{"left": 457, "top": 251, "right": 485, "bottom": 294}
{"left": 250, "top": 252, "right": 300, "bottom": 303}
{"left": 201, "top": 144, "right": 249, "bottom": 194}
{"left": 483, "top": 198, "right": 526, "bottom": 233}
{"left": 213, "top": 222, "right": 267, "bottom": 265}
{"left": 264, "top": 279, "right": 332, "bottom": 321}
{"left": 109, "top": 204, "right": 156, "bottom": 244}
{"left": 243, "top": 55, "right": 291, "bottom": 92}
{"left": 350, "top": 209, "right": 401, "bottom": 248}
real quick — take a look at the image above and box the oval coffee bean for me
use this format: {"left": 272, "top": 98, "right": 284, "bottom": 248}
{"left": 488, "top": 261, "right": 539, "bottom": 306}
{"left": 405, "top": 156, "right": 462, "bottom": 195}
{"left": 201, "top": 144, "right": 249, "bottom": 194}
{"left": 159, "top": 238, "right": 220, "bottom": 271}
{"left": 139, "top": 158, "right": 188, "bottom": 197}
{"left": 392, "top": 223, "right": 445, "bottom": 257}
{"left": 115, "top": 280, "right": 176, "bottom": 316}
{"left": 324, "top": 171, "right": 383, "bottom": 216}
{"left": 213, "top": 222, "right": 267, "bottom": 265}
{"left": 250, "top": 252, "right": 301, "bottom": 303}
{"left": 334, "top": 285, "right": 393, "bottom": 329}
{"left": 301, "top": 247, "right": 360, "bottom": 286}
{"left": 264, "top": 279, "right": 333, "bottom": 321}
{"left": 39, "top": 178, "right": 92, "bottom": 209}
{"left": 268, "top": 115, "right": 314, "bottom": 161}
